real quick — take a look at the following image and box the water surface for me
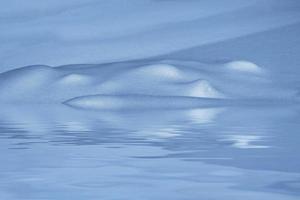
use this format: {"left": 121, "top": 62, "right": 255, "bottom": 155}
{"left": 0, "top": 104, "right": 299, "bottom": 199}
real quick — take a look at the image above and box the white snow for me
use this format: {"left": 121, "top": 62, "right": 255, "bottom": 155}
{"left": 133, "top": 64, "right": 182, "bottom": 80}
{"left": 0, "top": 61, "right": 225, "bottom": 103}
{"left": 57, "top": 74, "right": 92, "bottom": 85}
{"left": 64, "top": 94, "right": 223, "bottom": 110}
{"left": 0, "top": 58, "right": 297, "bottom": 108}
{"left": 225, "top": 61, "right": 263, "bottom": 74}
{"left": 187, "top": 80, "right": 224, "bottom": 98}
{"left": 0, "top": 1, "right": 299, "bottom": 108}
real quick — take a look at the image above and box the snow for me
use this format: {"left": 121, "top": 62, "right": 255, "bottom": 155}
{"left": 64, "top": 94, "right": 224, "bottom": 110}
{"left": 1, "top": 0, "right": 300, "bottom": 71}
{"left": 57, "top": 74, "right": 92, "bottom": 85}
{"left": 0, "top": 59, "right": 297, "bottom": 108}
{"left": 132, "top": 64, "right": 182, "bottom": 80}
{"left": 225, "top": 61, "right": 263, "bottom": 74}
{"left": 0, "top": 2, "right": 300, "bottom": 199}
{"left": 187, "top": 80, "right": 224, "bottom": 98}
{"left": 0, "top": 1, "right": 299, "bottom": 108}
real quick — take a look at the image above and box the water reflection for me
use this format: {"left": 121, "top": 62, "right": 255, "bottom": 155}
{"left": 219, "top": 135, "right": 270, "bottom": 149}
{"left": 0, "top": 104, "right": 299, "bottom": 199}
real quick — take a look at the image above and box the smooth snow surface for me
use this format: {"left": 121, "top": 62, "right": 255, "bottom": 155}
{"left": 64, "top": 95, "right": 225, "bottom": 110}
{"left": 225, "top": 60, "right": 263, "bottom": 74}
{"left": 1, "top": 0, "right": 300, "bottom": 71}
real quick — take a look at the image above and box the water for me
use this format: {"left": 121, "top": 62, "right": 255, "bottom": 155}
{"left": 0, "top": 104, "right": 299, "bottom": 200}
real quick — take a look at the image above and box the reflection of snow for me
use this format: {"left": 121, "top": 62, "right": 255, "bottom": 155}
{"left": 220, "top": 135, "right": 270, "bottom": 149}
{"left": 186, "top": 108, "right": 223, "bottom": 124}
{"left": 136, "top": 128, "right": 182, "bottom": 139}
{"left": 58, "top": 121, "right": 91, "bottom": 133}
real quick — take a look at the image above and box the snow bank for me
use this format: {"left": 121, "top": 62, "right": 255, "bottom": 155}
{"left": 0, "top": 61, "right": 225, "bottom": 103}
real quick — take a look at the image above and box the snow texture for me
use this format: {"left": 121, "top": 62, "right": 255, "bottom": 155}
{"left": 0, "top": 59, "right": 298, "bottom": 109}
{"left": 1, "top": 0, "right": 300, "bottom": 72}
{"left": 0, "top": 0, "right": 299, "bottom": 109}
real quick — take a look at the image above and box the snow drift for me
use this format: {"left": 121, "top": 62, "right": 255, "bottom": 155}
{"left": 0, "top": 59, "right": 298, "bottom": 109}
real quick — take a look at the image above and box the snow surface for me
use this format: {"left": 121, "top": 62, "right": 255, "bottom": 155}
{"left": 0, "top": 0, "right": 299, "bottom": 108}
{"left": 64, "top": 95, "right": 225, "bottom": 110}
{"left": 225, "top": 61, "right": 263, "bottom": 74}
{"left": 1, "top": 0, "right": 300, "bottom": 71}
{"left": 0, "top": 59, "right": 297, "bottom": 108}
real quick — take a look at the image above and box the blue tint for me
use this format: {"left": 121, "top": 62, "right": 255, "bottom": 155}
{"left": 0, "top": 105, "right": 299, "bottom": 199}
{"left": 0, "top": 1, "right": 299, "bottom": 199}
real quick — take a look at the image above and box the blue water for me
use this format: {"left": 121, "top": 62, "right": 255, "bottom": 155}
{"left": 0, "top": 104, "right": 299, "bottom": 199}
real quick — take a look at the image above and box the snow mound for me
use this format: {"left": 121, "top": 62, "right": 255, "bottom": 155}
{"left": 97, "top": 67, "right": 223, "bottom": 99}
{"left": 0, "top": 65, "right": 56, "bottom": 81}
{"left": 0, "top": 59, "right": 295, "bottom": 105}
{"left": 187, "top": 80, "right": 224, "bottom": 98}
{"left": 64, "top": 94, "right": 224, "bottom": 110}
{"left": 0, "top": 65, "right": 58, "bottom": 102}
{"left": 134, "top": 64, "right": 182, "bottom": 80}
{"left": 57, "top": 74, "right": 92, "bottom": 85}
{"left": 225, "top": 60, "right": 263, "bottom": 74}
